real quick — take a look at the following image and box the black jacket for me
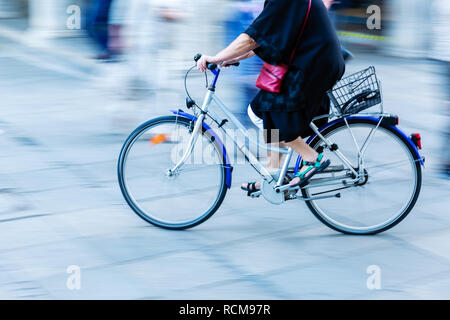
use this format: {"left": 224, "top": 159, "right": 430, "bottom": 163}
{"left": 245, "top": 0, "right": 345, "bottom": 112}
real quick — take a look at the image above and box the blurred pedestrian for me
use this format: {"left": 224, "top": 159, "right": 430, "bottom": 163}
{"left": 430, "top": 0, "right": 450, "bottom": 177}
{"left": 105, "top": 0, "right": 184, "bottom": 93}
{"left": 224, "top": 0, "right": 264, "bottom": 123}
{"left": 324, "top": 0, "right": 353, "bottom": 61}
{"left": 86, "top": 0, "right": 115, "bottom": 60}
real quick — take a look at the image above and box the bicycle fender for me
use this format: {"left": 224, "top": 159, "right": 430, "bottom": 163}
{"left": 170, "top": 110, "right": 232, "bottom": 188}
{"left": 294, "top": 116, "right": 425, "bottom": 174}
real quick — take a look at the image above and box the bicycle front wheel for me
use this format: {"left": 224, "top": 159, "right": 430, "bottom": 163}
{"left": 118, "top": 115, "right": 228, "bottom": 230}
{"left": 302, "top": 118, "right": 422, "bottom": 235}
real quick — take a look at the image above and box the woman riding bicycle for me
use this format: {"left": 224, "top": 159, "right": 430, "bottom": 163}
{"left": 197, "top": 0, "right": 345, "bottom": 194}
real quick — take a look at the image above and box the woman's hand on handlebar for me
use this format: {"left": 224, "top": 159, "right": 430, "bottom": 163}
{"left": 222, "top": 51, "right": 254, "bottom": 67}
{"left": 196, "top": 55, "right": 219, "bottom": 72}
{"left": 221, "top": 60, "right": 238, "bottom": 68}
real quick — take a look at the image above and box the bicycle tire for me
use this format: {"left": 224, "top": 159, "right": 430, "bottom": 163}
{"left": 118, "top": 115, "right": 228, "bottom": 230}
{"left": 302, "top": 117, "right": 422, "bottom": 235}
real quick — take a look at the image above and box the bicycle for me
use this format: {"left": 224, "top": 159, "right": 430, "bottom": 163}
{"left": 118, "top": 54, "right": 424, "bottom": 235}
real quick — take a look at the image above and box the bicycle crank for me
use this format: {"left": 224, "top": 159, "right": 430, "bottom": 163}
{"left": 261, "top": 180, "right": 285, "bottom": 205}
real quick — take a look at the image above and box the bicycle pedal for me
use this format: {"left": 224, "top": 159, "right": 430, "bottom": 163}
{"left": 285, "top": 190, "right": 298, "bottom": 201}
{"left": 249, "top": 191, "right": 262, "bottom": 198}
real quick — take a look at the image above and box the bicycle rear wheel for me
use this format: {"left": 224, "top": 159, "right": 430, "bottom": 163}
{"left": 118, "top": 115, "right": 228, "bottom": 230}
{"left": 302, "top": 118, "right": 422, "bottom": 235}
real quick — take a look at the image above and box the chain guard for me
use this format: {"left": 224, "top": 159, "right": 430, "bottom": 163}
{"left": 261, "top": 180, "right": 285, "bottom": 205}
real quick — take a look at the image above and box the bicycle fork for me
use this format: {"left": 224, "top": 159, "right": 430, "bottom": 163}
{"left": 168, "top": 113, "right": 205, "bottom": 176}
{"left": 168, "top": 88, "right": 216, "bottom": 175}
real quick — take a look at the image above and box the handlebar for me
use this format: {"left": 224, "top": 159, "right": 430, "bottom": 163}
{"left": 194, "top": 53, "right": 240, "bottom": 70}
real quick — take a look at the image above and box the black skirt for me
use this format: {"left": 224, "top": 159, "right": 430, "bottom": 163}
{"left": 251, "top": 96, "right": 330, "bottom": 143}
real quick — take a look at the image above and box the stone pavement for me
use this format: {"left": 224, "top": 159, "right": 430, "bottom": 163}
{"left": 1, "top": 27, "right": 450, "bottom": 299}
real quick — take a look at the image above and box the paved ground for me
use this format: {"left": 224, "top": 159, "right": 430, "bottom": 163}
{"left": 1, "top": 21, "right": 450, "bottom": 299}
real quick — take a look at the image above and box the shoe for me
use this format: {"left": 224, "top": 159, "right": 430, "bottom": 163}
{"left": 290, "top": 153, "right": 331, "bottom": 187}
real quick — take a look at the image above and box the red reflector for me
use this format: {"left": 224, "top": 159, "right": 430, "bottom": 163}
{"left": 411, "top": 133, "right": 422, "bottom": 149}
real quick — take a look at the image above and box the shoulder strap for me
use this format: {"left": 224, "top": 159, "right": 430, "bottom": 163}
{"left": 288, "top": 0, "right": 312, "bottom": 65}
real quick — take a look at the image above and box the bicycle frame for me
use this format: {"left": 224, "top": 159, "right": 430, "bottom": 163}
{"left": 172, "top": 91, "right": 287, "bottom": 186}
{"left": 170, "top": 67, "right": 424, "bottom": 192}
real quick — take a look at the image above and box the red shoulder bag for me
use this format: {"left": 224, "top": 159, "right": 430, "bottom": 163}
{"left": 255, "top": 0, "right": 312, "bottom": 93}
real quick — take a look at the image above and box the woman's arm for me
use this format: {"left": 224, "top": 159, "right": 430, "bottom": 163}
{"left": 322, "top": 0, "right": 334, "bottom": 9}
{"left": 222, "top": 51, "right": 256, "bottom": 67}
{"left": 196, "top": 33, "right": 259, "bottom": 72}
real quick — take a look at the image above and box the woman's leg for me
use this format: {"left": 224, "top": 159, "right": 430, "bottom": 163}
{"left": 242, "top": 135, "right": 324, "bottom": 190}
{"left": 241, "top": 142, "right": 286, "bottom": 191}
{"left": 267, "top": 143, "right": 285, "bottom": 169}
{"left": 242, "top": 106, "right": 285, "bottom": 191}
{"left": 286, "top": 136, "right": 318, "bottom": 162}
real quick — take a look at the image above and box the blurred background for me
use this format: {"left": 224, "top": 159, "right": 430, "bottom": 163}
{"left": 0, "top": 0, "right": 449, "bottom": 299}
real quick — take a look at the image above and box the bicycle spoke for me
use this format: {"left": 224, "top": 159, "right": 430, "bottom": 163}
{"left": 364, "top": 158, "right": 421, "bottom": 174}
{"left": 302, "top": 120, "right": 421, "bottom": 234}
{"left": 118, "top": 116, "right": 227, "bottom": 229}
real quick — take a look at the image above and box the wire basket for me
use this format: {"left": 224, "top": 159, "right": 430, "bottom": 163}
{"left": 328, "top": 66, "right": 382, "bottom": 115}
